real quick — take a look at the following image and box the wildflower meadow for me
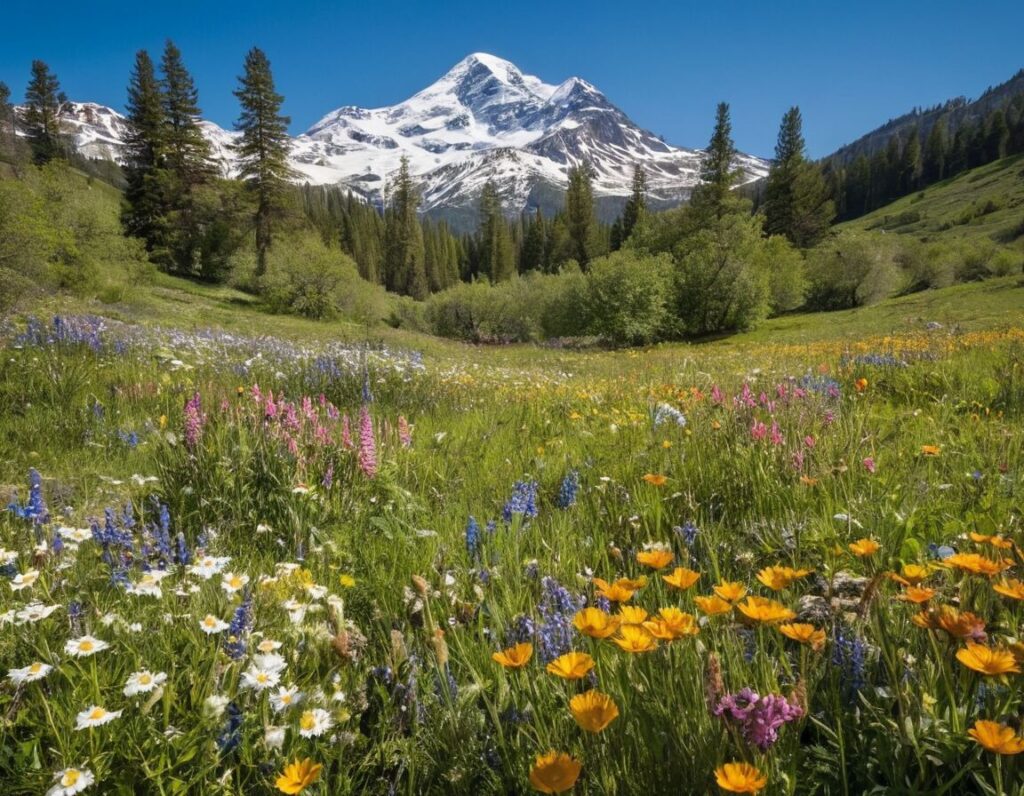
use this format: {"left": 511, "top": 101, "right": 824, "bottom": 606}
{"left": 1, "top": 314, "right": 1023, "bottom": 794}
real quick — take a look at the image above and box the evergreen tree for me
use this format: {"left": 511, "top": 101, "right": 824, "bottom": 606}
{"left": 520, "top": 208, "right": 546, "bottom": 272}
{"left": 383, "top": 156, "right": 428, "bottom": 298}
{"left": 899, "top": 126, "right": 922, "bottom": 194}
{"left": 477, "top": 180, "right": 515, "bottom": 282}
{"left": 984, "top": 109, "right": 1009, "bottom": 162}
{"left": 122, "top": 50, "right": 169, "bottom": 251}
{"left": 763, "top": 107, "right": 834, "bottom": 247}
{"left": 948, "top": 125, "right": 970, "bottom": 175}
{"left": 922, "top": 117, "right": 948, "bottom": 184}
{"left": 23, "top": 60, "right": 67, "bottom": 164}
{"left": 233, "top": 47, "right": 293, "bottom": 277}
{"left": 565, "top": 163, "right": 598, "bottom": 270}
{"left": 0, "top": 82, "right": 14, "bottom": 157}
{"left": 691, "top": 102, "right": 741, "bottom": 218}
{"left": 618, "top": 163, "right": 648, "bottom": 246}
{"left": 159, "top": 41, "right": 215, "bottom": 274}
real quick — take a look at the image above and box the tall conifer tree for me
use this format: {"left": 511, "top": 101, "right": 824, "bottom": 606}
{"left": 565, "top": 163, "right": 598, "bottom": 270}
{"left": 690, "top": 102, "right": 741, "bottom": 218}
{"left": 122, "top": 50, "right": 169, "bottom": 250}
{"left": 233, "top": 47, "right": 293, "bottom": 276}
{"left": 618, "top": 163, "right": 647, "bottom": 246}
{"left": 23, "top": 61, "right": 67, "bottom": 164}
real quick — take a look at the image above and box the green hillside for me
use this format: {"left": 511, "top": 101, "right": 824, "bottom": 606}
{"left": 842, "top": 153, "right": 1024, "bottom": 245}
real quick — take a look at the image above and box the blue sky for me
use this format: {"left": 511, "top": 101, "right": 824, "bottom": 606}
{"left": 1, "top": 0, "right": 1022, "bottom": 158}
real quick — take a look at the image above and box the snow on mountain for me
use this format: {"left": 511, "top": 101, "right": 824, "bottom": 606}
{"left": 33, "top": 53, "right": 769, "bottom": 228}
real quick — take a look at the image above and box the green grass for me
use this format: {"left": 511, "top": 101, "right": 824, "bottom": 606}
{"left": 843, "top": 154, "right": 1024, "bottom": 246}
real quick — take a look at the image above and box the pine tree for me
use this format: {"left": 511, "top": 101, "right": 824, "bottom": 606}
{"left": 984, "top": 109, "right": 1009, "bottom": 162}
{"left": 618, "top": 163, "right": 648, "bottom": 246}
{"left": 565, "top": 163, "right": 598, "bottom": 270}
{"left": 948, "top": 126, "right": 970, "bottom": 175}
{"left": 922, "top": 117, "right": 948, "bottom": 184}
{"left": 233, "top": 47, "right": 293, "bottom": 277}
{"left": 23, "top": 60, "right": 67, "bottom": 164}
{"left": 477, "top": 180, "right": 515, "bottom": 282}
{"left": 520, "top": 208, "right": 546, "bottom": 272}
{"left": 691, "top": 102, "right": 741, "bottom": 219}
{"left": 122, "top": 50, "right": 169, "bottom": 251}
{"left": 763, "top": 107, "right": 834, "bottom": 248}
{"left": 0, "top": 81, "right": 14, "bottom": 157}
{"left": 383, "top": 156, "right": 427, "bottom": 298}
{"left": 899, "top": 126, "right": 922, "bottom": 194}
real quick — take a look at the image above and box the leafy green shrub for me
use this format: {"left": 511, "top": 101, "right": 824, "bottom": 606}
{"left": 673, "top": 213, "right": 771, "bottom": 335}
{"left": 757, "top": 235, "right": 807, "bottom": 314}
{"left": 805, "top": 230, "right": 901, "bottom": 310}
{"left": 582, "top": 250, "right": 672, "bottom": 345}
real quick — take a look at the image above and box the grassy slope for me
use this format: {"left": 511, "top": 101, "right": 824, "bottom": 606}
{"left": 841, "top": 153, "right": 1024, "bottom": 245}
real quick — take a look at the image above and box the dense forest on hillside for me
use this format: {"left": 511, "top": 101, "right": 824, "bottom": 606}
{"left": 1, "top": 48, "right": 1022, "bottom": 346}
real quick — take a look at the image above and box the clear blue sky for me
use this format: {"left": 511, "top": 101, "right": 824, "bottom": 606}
{"left": 1, "top": 0, "right": 1022, "bottom": 158}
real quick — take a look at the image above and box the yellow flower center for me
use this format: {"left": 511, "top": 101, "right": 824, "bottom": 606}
{"left": 62, "top": 770, "right": 81, "bottom": 786}
{"left": 29, "top": 663, "right": 42, "bottom": 673}
{"left": 139, "top": 674, "right": 151, "bottom": 685}
{"left": 257, "top": 673, "right": 269, "bottom": 683}
{"left": 89, "top": 708, "right": 106, "bottom": 720}
{"left": 80, "top": 640, "right": 94, "bottom": 652}
{"left": 281, "top": 694, "right": 292, "bottom": 704}
{"left": 300, "top": 712, "right": 315, "bottom": 731}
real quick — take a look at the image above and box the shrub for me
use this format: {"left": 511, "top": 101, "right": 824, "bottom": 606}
{"left": 756, "top": 235, "right": 807, "bottom": 314}
{"left": 258, "top": 234, "right": 358, "bottom": 320}
{"left": 583, "top": 250, "right": 673, "bottom": 345}
{"left": 804, "top": 230, "right": 901, "bottom": 310}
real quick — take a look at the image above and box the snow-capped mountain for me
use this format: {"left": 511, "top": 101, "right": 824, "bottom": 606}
{"left": 29, "top": 53, "right": 768, "bottom": 228}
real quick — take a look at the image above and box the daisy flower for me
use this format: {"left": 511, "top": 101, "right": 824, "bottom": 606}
{"left": 270, "top": 685, "right": 303, "bottom": 712}
{"left": 189, "top": 556, "right": 230, "bottom": 580}
{"left": 123, "top": 670, "right": 168, "bottom": 697}
{"left": 199, "top": 615, "right": 229, "bottom": 634}
{"left": 221, "top": 572, "right": 250, "bottom": 594}
{"left": 46, "top": 766, "right": 95, "bottom": 795}
{"left": 297, "top": 708, "right": 333, "bottom": 738}
{"left": 10, "top": 569, "right": 40, "bottom": 591}
{"left": 256, "top": 638, "right": 283, "bottom": 653}
{"left": 75, "top": 705, "right": 122, "bottom": 730}
{"left": 64, "top": 636, "right": 109, "bottom": 658}
{"left": 15, "top": 602, "right": 60, "bottom": 624}
{"left": 252, "top": 652, "right": 287, "bottom": 673}
{"left": 127, "top": 571, "right": 169, "bottom": 598}
{"left": 8, "top": 661, "right": 53, "bottom": 684}
{"left": 58, "top": 527, "right": 93, "bottom": 544}
{"left": 241, "top": 666, "right": 282, "bottom": 692}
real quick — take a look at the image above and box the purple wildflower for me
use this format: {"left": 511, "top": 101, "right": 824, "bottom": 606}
{"left": 358, "top": 406, "right": 378, "bottom": 478}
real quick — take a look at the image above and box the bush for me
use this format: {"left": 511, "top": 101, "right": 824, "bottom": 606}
{"left": 895, "top": 239, "right": 955, "bottom": 292}
{"left": 583, "top": 250, "right": 672, "bottom": 345}
{"left": 804, "top": 230, "right": 901, "bottom": 310}
{"left": 673, "top": 213, "right": 771, "bottom": 335}
{"left": 258, "top": 235, "right": 356, "bottom": 320}
{"left": 757, "top": 235, "right": 807, "bottom": 314}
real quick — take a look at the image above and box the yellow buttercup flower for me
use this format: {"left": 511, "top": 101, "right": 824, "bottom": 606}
{"left": 695, "top": 595, "right": 733, "bottom": 616}
{"left": 611, "top": 625, "right": 658, "bottom": 653}
{"left": 994, "top": 579, "right": 1024, "bottom": 600}
{"left": 778, "top": 622, "right": 826, "bottom": 650}
{"left": 849, "top": 538, "right": 880, "bottom": 557}
{"left": 945, "top": 553, "right": 1011, "bottom": 577}
{"left": 897, "top": 585, "right": 936, "bottom": 604}
{"left": 968, "top": 720, "right": 1024, "bottom": 754}
{"left": 573, "top": 608, "right": 621, "bottom": 639}
{"left": 339, "top": 574, "right": 356, "bottom": 588}
{"left": 546, "top": 652, "right": 595, "bottom": 679}
{"left": 529, "top": 751, "right": 582, "bottom": 793}
{"left": 736, "top": 596, "right": 796, "bottom": 624}
{"left": 643, "top": 607, "right": 698, "bottom": 640}
{"left": 492, "top": 643, "right": 534, "bottom": 669}
{"left": 592, "top": 577, "right": 635, "bottom": 603}
{"left": 662, "top": 567, "right": 700, "bottom": 590}
{"left": 569, "top": 689, "right": 619, "bottom": 733}
{"left": 617, "top": 606, "right": 649, "bottom": 625}
{"left": 891, "top": 563, "right": 931, "bottom": 586}
{"left": 636, "top": 549, "right": 674, "bottom": 570}
{"left": 642, "top": 473, "right": 668, "bottom": 486}
{"left": 715, "top": 762, "right": 768, "bottom": 793}
{"left": 956, "top": 642, "right": 1021, "bottom": 676}
{"left": 756, "top": 565, "right": 812, "bottom": 591}
{"left": 275, "top": 758, "right": 322, "bottom": 794}
{"left": 713, "top": 581, "right": 747, "bottom": 603}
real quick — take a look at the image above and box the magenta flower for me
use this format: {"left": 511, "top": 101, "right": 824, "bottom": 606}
{"left": 750, "top": 420, "right": 767, "bottom": 441}
{"left": 183, "top": 392, "right": 205, "bottom": 451}
{"left": 358, "top": 406, "right": 377, "bottom": 478}
{"left": 341, "top": 414, "right": 353, "bottom": 449}
{"left": 862, "top": 456, "right": 876, "bottom": 473}
{"left": 713, "top": 688, "right": 803, "bottom": 750}
{"left": 769, "top": 421, "right": 784, "bottom": 446}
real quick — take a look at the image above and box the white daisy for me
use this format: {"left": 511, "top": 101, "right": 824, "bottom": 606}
{"left": 46, "top": 766, "right": 95, "bottom": 795}
{"left": 199, "top": 615, "right": 229, "bottom": 634}
{"left": 64, "top": 636, "right": 109, "bottom": 658}
{"left": 58, "top": 526, "right": 93, "bottom": 544}
{"left": 297, "top": 707, "right": 333, "bottom": 738}
{"left": 15, "top": 602, "right": 60, "bottom": 624}
{"left": 270, "top": 685, "right": 303, "bottom": 712}
{"left": 74, "top": 705, "right": 122, "bottom": 730}
{"left": 189, "top": 556, "right": 230, "bottom": 580}
{"left": 255, "top": 638, "right": 283, "bottom": 653}
{"left": 127, "top": 623, "right": 143, "bottom": 633}
{"left": 221, "top": 572, "right": 249, "bottom": 594}
{"left": 127, "top": 570, "right": 169, "bottom": 598}
{"left": 0, "top": 548, "right": 18, "bottom": 565}
{"left": 8, "top": 661, "right": 53, "bottom": 684}
{"left": 204, "top": 694, "right": 229, "bottom": 718}
{"left": 305, "top": 584, "right": 328, "bottom": 600}
{"left": 252, "top": 652, "right": 287, "bottom": 674}
{"left": 10, "top": 569, "right": 40, "bottom": 591}
{"left": 240, "top": 666, "right": 281, "bottom": 692}
{"left": 123, "top": 670, "right": 167, "bottom": 697}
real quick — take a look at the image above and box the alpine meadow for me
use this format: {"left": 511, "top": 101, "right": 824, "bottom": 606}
{"left": 3, "top": 3, "right": 1024, "bottom": 794}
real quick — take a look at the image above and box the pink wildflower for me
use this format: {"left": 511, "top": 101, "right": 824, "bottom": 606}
{"left": 358, "top": 406, "right": 377, "bottom": 478}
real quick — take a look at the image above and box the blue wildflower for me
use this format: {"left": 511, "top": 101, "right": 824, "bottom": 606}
{"left": 556, "top": 470, "right": 580, "bottom": 509}
{"left": 465, "top": 516, "right": 481, "bottom": 563}
{"left": 536, "top": 576, "right": 582, "bottom": 663}
{"left": 653, "top": 403, "right": 687, "bottom": 428}
{"left": 502, "top": 480, "right": 539, "bottom": 523}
